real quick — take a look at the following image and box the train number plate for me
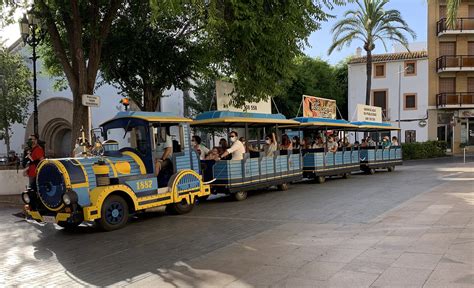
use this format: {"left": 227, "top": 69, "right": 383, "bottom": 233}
{"left": 42, "top": 216, "right": 56, "bottom": 223}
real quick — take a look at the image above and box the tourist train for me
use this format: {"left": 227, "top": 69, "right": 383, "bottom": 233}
{"left": 22, "top": 110, "right": 402, "bottom": 231}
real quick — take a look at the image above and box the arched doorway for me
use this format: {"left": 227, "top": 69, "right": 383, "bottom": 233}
{"left": 42, "top": 118, "right": 72, "bottom": 158}
{"left": 25, "top": 98, "right": 73, "bottom": 158}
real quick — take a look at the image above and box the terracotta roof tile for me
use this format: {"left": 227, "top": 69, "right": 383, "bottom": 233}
{"left": 348, "top": 51, "right": 428, "bottom": 64}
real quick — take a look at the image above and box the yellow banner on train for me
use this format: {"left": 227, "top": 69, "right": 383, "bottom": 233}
{"left": 302, "top": 95, "right": 337, "bottom": 119}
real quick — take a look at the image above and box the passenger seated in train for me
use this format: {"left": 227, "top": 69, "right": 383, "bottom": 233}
{"left": 205, "top": 147, "right": 220, "bottom": 161}
{"left": 360, "top": 139, "right": 368, "bottom": 148}
{"left": 313, "top": 136, "right": 324, "bottom": 148}
{"left": 353, "top": 141, "right": 360, "bottom": 148}
{"left": 391, "top": 136, "right": 399, "bottom": 146}
{"left": 218, "top": 138, "right": 228, "bottom": 154}
{"left": 280, "top": 134, "right": 293, "bottom": 151}
{"left": 382, "top": 136, "right": 391, "bottom": 148}
{"left": 192, "top": 135, "right": 209, "bottom": 160}
{"left": 326, "top": 135, "right": 338, "bottom": 153}
{"left": 263, "top": 132, "right": 277, "bottom": 157}
{"left": 220, "top": 131, "right": 245, "bottom": 160}
{"left": 302, "top": 137, "right": 314, "bottom": 149}
{"left": 154, "top": 127, "right": 173, "bottom": 176}
{"left": 292, "top": 136, "right": 301, "bottom": 149}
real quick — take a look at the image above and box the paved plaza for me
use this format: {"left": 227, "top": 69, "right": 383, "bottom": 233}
{"left": 0, "top": 158, "right": 473, "bottom": 287}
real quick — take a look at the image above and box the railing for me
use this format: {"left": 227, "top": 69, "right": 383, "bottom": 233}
{"left": 436, "top": 55, "right": 474, "bottom": 71}
{"left": 437, "top": 92, "right": 474, "bottom": 107}
{"left": 437, "top": 17, "right": 474, "bottom": 35}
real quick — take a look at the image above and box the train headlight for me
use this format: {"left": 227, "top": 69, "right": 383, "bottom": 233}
{"left": 22, "top": 193, "right": 30, "bottom": 204}
{"left": 62, "top": 193, "right": 71, "bottom": 205}
{"left": 62, "top": 190, "right": 78, "bottom": 206}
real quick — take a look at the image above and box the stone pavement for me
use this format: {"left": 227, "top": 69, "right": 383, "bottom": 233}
{"left": 0, "top": 159, "right": 473, "bottom": 287}
{"left": 123, "top": 165, "right": 474, "bottom": 288}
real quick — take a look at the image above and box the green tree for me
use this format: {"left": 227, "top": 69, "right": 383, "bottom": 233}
{"left": 100, "top": 1, "right": 209, "bottom": 111}
{"left": 274, "top": 56, "right": 347, "bottom": 118}
{"left": 1, "top": 0, "right": 124, "bottom": 144}
{"left": 154, "top": 0, "right": 346, "bottom": 107}
{"left": 0, "top": 47, "right": 33, "bottom": 153}
{"left": 328, "top": 0, "right": 416, "bottom": 105}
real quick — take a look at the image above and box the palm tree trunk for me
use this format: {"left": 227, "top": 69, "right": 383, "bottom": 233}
{"left": 365, "top": 50, "right": 372, "bottom": 106}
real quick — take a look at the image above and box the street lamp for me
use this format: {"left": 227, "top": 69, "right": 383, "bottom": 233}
{"left": 19, "top": 8, "right": 44, "bottom": 136}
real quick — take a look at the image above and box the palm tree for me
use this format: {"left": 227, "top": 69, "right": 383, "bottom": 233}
{"left": 444, "top": 0, "right": 460, "bottom": 28}
{"left": 328, "top": 0, "right": 416, "bottom": 106}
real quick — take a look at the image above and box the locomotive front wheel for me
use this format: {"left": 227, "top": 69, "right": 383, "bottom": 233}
{"left": 97, "top": 195, "right": 129, "bottom": 231}
{"left": 232, "top": 191, "right": 248, "bottom": 201}
{"left": 387, "top": 166, "right": 395, "bottom": 172}
{"left": 316, "top": 176, "right": 326, "bottom": 184}
{"left": 277, "top": 183, "right": 289, "bottom": 191}
{"left": 166, "top": 199, "right": 195, "bottom": 215}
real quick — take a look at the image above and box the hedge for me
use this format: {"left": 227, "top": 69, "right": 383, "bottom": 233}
{"left": 401, "top": 141, "right": 447, "bottom": 160}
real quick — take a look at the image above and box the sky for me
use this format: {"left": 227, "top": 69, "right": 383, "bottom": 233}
{"left": 1, "top": 0, "right": 427, "bottom": 64}
{"left": 305, "top": 0, "right": 428, "bottom": 64}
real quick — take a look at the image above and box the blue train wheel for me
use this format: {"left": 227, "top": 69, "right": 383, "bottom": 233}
{"left": 97, "top": 195, "right": 129, "bottom": 231}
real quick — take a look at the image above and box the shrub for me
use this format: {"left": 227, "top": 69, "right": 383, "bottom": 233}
{"left": 402, "top": 141, "right": 447, "bottom": 160}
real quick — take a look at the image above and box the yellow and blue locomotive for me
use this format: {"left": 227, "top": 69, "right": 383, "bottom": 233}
{"left": 22, "top": 112, "right": 210, "bottom": 231}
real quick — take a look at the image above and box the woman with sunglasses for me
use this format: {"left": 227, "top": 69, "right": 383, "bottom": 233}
{"left": 263, "top": 132, "right": 277, "bottom": 157}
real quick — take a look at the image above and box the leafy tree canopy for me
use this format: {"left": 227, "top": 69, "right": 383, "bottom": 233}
{"left": 153, "top": 0, "right": 347, "bottom": 107}
{"left": 274, "top": 56, "right": 348, "bottom": 119}
{"left": 0, "top": 46, "right": 33, "bottom": 152}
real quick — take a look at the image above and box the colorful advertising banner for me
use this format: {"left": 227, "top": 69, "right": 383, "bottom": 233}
{"left": 302, "top": 95, "right": 337, "bottom": 119}
{"left": 356, "top": 104, "right": 382, "bottom": 122}
{"left": 216, "top": 80, "right": 272, "bottom": 113}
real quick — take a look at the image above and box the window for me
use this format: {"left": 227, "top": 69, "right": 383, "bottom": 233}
{"left": 374, "top": 63, "right": 386, "bottom": 78}
{"left": 439, "top": 77, "right": 456, "bottom": 93}
{"left": 405, "top": 130, "right": 416, "bottom": 143}
{"left": 372, "top": 90, "right": 388, "bottom": 120}
{"left": 439, "top": 42, "right": 456, "bottom": 56}
{"left": 404, "top": 61, "right": 416, "bottom": 76}
{"left": 404, "top": 93, "right": 417, "bottom": 110}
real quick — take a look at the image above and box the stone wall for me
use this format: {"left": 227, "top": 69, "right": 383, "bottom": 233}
{"left": 0, "top": 170, "right": 28, "bottom": 195}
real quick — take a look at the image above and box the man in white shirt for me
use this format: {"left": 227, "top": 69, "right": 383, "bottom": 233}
{"left": 220, "top": 131, "right": 245, "bottom": 160}
{"left": 155, "top": 127, "right": 173, "bottom": 176}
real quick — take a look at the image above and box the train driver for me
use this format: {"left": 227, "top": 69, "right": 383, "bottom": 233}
{"left": 155, "top": 127, "right": 173, "bottom": 176}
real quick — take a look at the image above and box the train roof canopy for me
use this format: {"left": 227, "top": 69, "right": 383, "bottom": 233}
{"left": 351, "top": 121, "right": 401, "bottom": 131}
{"left": 101, "top": 111, "right": 192, "bottom": 126}
{"left": 291, "top": 117, "right": 358, "bottom": 129}
{"left": 192, "top": 110, "right": 299, "bottom": 127}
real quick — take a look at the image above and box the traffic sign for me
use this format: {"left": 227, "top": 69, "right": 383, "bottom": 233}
{"left": 82, "top": 94, "right": 101, "bottom": 107}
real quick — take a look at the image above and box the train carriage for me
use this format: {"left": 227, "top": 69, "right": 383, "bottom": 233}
{"left": 191, "top": 111, "right": 303, "bottom": 201}
{"left": 288, "top": 117, "right": 361, "bottom": 183}
{"left": 22, "top": 111, "right": 210, "bottom": 231}
{"left": 352, "top": 121, "right": 403, "bottom": 174}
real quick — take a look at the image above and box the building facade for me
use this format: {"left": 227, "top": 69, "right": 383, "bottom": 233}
{"left": 348, "top": 48, "right": 429, "bottom": 143}
{"left": 0, "top": 39, "right": 185, "bottom": 157}
{"left": 428, "top": 0, "right": 474, "bottom": 153}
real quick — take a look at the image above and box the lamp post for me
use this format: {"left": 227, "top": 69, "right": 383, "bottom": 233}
{"left": 19, "top": 8, "right": 44, "bottom": 136}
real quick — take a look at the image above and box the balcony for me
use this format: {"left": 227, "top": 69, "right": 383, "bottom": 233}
{"left": 437, "top": 92, "right": 474, "bottom": 108}
{"left": 436, "top": 55, "right": 474, "bottom": 72}
{"left": 437, "top": 18, "right": 474, "bottom": 36}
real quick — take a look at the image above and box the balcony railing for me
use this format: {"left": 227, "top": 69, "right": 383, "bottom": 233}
{"left": 437, "top": 92, "right": 474, "bottom": 108}
{"left": 436, "top": 55, "right": 474, "bottom": 71}
{"left": 437, "top": 17, "right": 474, "bottom": 35}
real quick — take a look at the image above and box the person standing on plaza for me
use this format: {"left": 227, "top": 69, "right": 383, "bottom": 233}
{"left": 24, "top": 134, "right": 45, "bottom": 191}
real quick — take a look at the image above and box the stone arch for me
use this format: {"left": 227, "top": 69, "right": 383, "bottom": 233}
{"left": 25, "top": 97, "right": 73, "bottom": 157}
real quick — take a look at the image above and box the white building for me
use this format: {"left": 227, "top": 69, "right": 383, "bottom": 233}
{"left": 0, "top": 39, "right": 185, "bottom": 157}
{"left": 348, "top": 45, "right": 429, "bottom": 143}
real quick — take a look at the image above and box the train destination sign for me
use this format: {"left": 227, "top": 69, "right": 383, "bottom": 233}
{"left": 356, "top": 104, "right": 382, "bottom": 122}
